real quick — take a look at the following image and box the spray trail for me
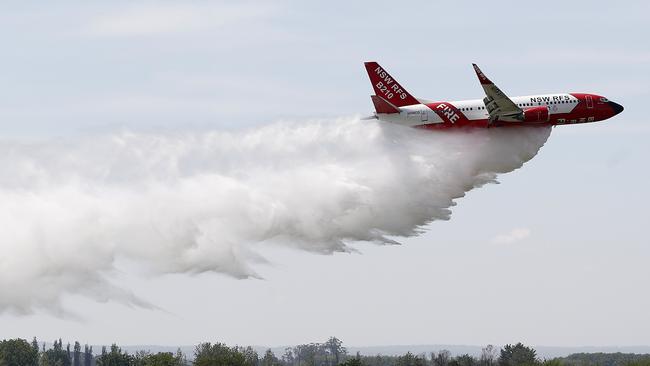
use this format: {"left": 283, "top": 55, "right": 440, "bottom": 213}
{"left": 0, "top": 117, "right": 551, "bottom": 314}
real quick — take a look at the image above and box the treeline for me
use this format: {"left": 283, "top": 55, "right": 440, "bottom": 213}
{"left": 560, "top": 353, "right": 650, "bottom": 366}
{"left": 0, "top": 338, "right": 183, "bottom": 366}
{"left": 2, "top": 337, "right": 650, "bottom": 366}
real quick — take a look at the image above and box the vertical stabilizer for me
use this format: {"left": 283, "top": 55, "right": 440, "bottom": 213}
{"left": 364, "top": 62, "right": 420, "bottom": 108}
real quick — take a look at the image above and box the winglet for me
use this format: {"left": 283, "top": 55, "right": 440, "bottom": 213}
{"left": 364, "top": 61, "right": 420, "bottom": 107}
{"left": 472, "top": 63, "right": 492, "bottom": 85}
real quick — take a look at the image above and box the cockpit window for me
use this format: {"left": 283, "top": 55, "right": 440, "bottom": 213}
{"left": 600, "top": 97, "right": 609, "bottom": 102}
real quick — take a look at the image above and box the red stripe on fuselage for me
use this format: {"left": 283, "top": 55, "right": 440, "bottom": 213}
{"left": 425, "top": 102, "right": 469, "bottom": 125}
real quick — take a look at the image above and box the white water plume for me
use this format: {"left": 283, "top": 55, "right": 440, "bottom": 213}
{"left": 0, "top": 117, "right": 551, "bottom": 314}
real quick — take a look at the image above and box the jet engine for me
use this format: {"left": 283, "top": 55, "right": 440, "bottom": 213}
{"left": 521, "top": 106, "right": 550, "bottom": 123}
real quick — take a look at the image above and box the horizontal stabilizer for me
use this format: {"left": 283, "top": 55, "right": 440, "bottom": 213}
{"left": 371, "top": 95, "right": 400, "bottom": 114}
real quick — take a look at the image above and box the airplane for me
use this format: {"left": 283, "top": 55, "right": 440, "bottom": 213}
{"left": 364, "top": 61, "right": 623, "bottom": 128}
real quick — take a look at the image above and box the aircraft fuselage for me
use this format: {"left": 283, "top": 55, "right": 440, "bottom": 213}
{"left": 380, "top": 92, "right": 623, "bottom": 129}
{"left": 365, "top": 62, "right": 624, "bottom": 129}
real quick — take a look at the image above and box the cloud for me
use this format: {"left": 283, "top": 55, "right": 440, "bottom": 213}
{"left": 0, "top": 117, "right": 550, "bottom": 314}
{"left": 85, "top": 2, "right": 273, "bottom": 37}
{"left": 491, "top": 228, "right": 532, "bottom": 245}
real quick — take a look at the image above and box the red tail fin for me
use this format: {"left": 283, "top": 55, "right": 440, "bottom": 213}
{"left": 364, "top": 61, "right": 420, "bottom": 107}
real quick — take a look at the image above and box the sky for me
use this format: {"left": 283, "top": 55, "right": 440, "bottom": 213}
{"left": 1, "top": 0, "right": 649, "bottom": 349}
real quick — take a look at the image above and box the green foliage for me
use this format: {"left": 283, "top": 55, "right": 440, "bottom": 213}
{"left": 433, "top": 350, "right": 451, "bottom": 366}
{"left": 561, "top": 352, "right": 650, "bottom": 366}
{"left": 498, "top": 343, "right": 538, "bottom": 366}
{"left": 5, "top": 336, "right": 650, "bottom": 366}
{"left": 261, "top": 349, "right": 281, "bottom": 366}
{"left": 280, "top": 341, "right": 348, "bottom": 366}
{"left": 451, "top": 354, "right": 478, "bottom": 366}
{"left": 325, "top": 337, "right": 346, "bottom": 365}
{"left": 96, "top": 344, "right": 133, "bottom": 366}
{"left": 82, "top": 345, "right": 92, "bottom": 366}
{"left": 192, "top": 343, "right": 253, "bottom": 366}
{"left": 395, "top": 352, "right": 426, "bottom": 366}
{"left": 481, "top": 345, "right": 498, "bottom": 366}
{"left": 31, "top": 340, "right": 38, "bottom": 356}
{"left": 0, "top": 339, "right": 39, "bottom": 366}
{"left": 625, "top": 359, "right": 650, "bottom": 366}
{"left": 292, "top": 343, "right": 319, "bottom": 366}
{"left": 340, "top": 358, "right": 363, "bottom": 366}
{"left": 540, "top": 359, "right": 562, "bottom": 366}
{"left": 134, "top": 352, "right": 182, "bottom": 366}
{"left": 358, "top": 351, "right": 452, "bottom": 366}
{"left": 41, "top": 339, "right": 71, "bottom": 366}
{"left": 72, "top": 343, "right": 81, "bottom": 366}
{"left": 236, "top": 347, "right": 258, "bottom": 366}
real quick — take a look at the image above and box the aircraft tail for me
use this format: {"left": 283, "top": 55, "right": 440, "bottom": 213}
{"left": 364, "top": 61, "right": 420, "bottom": 109}
{"left": 370, "top": 95, "right": 400, "bottom": 114}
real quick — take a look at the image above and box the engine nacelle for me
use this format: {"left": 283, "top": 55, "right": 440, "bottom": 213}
{"left": 521, "top": 106, "right": 550, "bottom": 123}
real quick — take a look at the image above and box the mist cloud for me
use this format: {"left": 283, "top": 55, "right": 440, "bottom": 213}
{"left": 0, "top": 117, "right": 551, "bottom": 314}
{"left": 492, "top": 228, "right": 532, "bottom": 245}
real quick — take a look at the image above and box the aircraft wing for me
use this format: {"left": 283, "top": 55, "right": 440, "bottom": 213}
{"left": 472, "top": 64, "right": 522, "bottom": 122}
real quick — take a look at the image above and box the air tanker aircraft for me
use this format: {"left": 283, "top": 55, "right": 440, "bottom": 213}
{"left": 365, "top": 62, "right": 624, "bottom": 128}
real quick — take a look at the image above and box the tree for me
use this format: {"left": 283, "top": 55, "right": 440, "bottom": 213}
{"left": 626, "top": 360, "right": 650, "bottom": 366}
{"left": 451, "top": 354, "right": 477, "bottom": 366}
{"left": 73, "top": 343, "right": 81, "bottom": 366}
{"left": 480, "top": 346, "right": 497, "bottom": 366}
{"left": 340, "top": 358, "right": 362, "bottom": 366}
{"left": 174, "top": 349, "right": 185, "bottom": 366}
{"left": 434, "top": 350, "right": 451, "bottom": 366}
{"left": 193, "top": 343, "right": 251, "bottom": 366}
{"left": 396, "top": 352, "right": 425, "bottom": 366}
{"left": 0, "top": 339, "right": 39, "bottom": 366}
{"left": 96, "top": 344, "right": 132, "bottom": 366}
{"left": 292, "top": 344, "right": 320, "bottom": 366}
{"left": 44, "top": 340, "right": 71, "bottom": 366}
{"left": 31, "top": 339, "right": 39, "bottom": 356}
{"left": 134, "top": 352, "right": 181, "bottom": 366}
{"left": 236, "top": 347, "right": 257, "bottom": 366}
{"left": 539, "top": 360, "right": 561, "bottom": 366}
{"left": 133, "top": 351, "right": 149, "bottom": 366}
{"left": 83, "top": 345, "right": 92, "bottom": 366}
{"left": 498, "top": 343, "right": 538, "bottom": 366}
{"left": 324, "top": 337, "right": 347, "bottom": 365}
{"left": 261, "top": 350, "right": 280, "bottom": 366}
{"left": 281, "top": 348, "right": 294, "bottom": 365}
{"left": 41, "top": 340, "right": 72, "bottom": 366}
{"left": 39, "top": 345, "right": 48, "bottom": 366}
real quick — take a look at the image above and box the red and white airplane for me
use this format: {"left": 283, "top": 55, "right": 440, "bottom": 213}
{"left": 364, "top": 61, "right": 623, "bottom": 128}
